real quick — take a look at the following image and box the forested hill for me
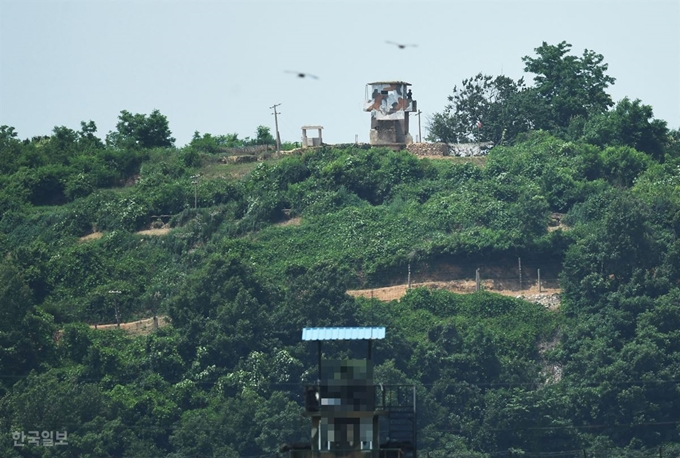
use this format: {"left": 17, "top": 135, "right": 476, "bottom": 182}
{"left": 1, "top": 128, "right": 679, "bottom": 457}
{"left": 2, "top": 43, "right": 680, "bottom": 457}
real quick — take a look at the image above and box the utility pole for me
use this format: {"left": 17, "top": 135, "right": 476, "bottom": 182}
{"left": 407, "top": 262, "right": 411, "bottom": 289}
{"left": 108, "top": 290, "right": 122, "bottom": 327}
{"left": 417, "top": 109, "right": 422, "bottom": 143}
{"left": 152, "top": 291, "right": 161, "bottom": 330}
{"left": 270, "top": 103, "right": 282, "bottom": 154}
{"left": 190, "top": 174, "right": 200, "bottom": 209}
{"left": 518, "top": 257, "right": 522, "bottom": 291}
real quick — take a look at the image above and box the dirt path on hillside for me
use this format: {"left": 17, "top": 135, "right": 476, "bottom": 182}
{"left": 136, "top": 228, "right": 171, "bottom": 236}
{"left": 90, "top": 315, "right": 170, "bottom": 336}
{"left": 78, "top": 228, "right": 171, "bottom": 243}
{"left": 347, "top": 280, "right": 561, "bottom": 308}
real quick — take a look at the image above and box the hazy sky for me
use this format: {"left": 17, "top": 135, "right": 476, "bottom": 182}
{"left": 1, "top": 0, "right": 678, "bottom": 147}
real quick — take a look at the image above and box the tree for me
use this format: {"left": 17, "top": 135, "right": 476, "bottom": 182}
{"left": 667, "top": 128, "right": 680, "bottom": 158}
{"left": 428, "top": 42, "right": 616, "bottom": 144}
{"left": 600, "top": 145, "right": 652, "bottom": 188}
{"left": 582, "top": 97, "right": 669, "bottom": 161}
{"left": 190, "top": 129, "right": 273, "bottom": 153}
{"left": 522, "top": 41, "right": 616, "bottom": 128}
{"left": 106, "top": 109, "right": 175, "bottom": 149}
{"left": 427, "top": 74, "right": 543, "bottom": 144}
{"left": 254, "top": 391, "right": 308, "bottom": 452}
{"left": 255, "top": 125, "right": 275, "bottom": 145}
{"left": 272, "top": 261, "right": 358, "bottom": 346}
{"left": 167, "top": 250, "right": 280, "bottom": 372}
{"left": 560, "top": 190, "right": 661, "bottom": 310}
{"left": 0, "top": 261, "right": 57, "bottom": 394}
{"left": 0, "top": 125, "right": 22, "bottom": 174}
{"left": 77, "top": 120, "right": 105, "bottom": 151}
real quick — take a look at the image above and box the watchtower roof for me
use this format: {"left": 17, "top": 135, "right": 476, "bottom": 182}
{"left": 302, "top": 327, "right": 386, "bottom": 341}
{"left": 367, "top": 81, "right": 411, "bottom": 86}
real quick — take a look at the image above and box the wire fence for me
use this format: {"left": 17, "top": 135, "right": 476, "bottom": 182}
{"left": 350, "top": 257, "right": 561, "bottom": 291}
{"left": 348, "top": 259, "right": 562, "bottom": 302}
{"left": 223, "top": 144, "right": 276, "bottom": 155}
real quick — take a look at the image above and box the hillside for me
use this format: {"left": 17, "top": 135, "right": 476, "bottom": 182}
{"left": 2, "top": 115, "right": 680, "bottom": 457}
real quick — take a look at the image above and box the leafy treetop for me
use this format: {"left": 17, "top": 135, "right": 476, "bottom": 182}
{"left": 428, "top": 41, "right": 618, "bottom": 145}
{"left": 522, "top": 40, "right": 616, "bottom": 128}
{"left": 106, "top": 109, "right": 175, "bottom": 149}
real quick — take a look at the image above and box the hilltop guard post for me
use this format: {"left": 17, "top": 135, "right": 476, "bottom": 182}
{"left": 302, "top": 125, "right": 324, "bottom": 148}
{"left": 280, "top": 327, "right": 416, "bottom": 458}
{"left": 364, "top": 81, "right": 417, "bottom": 149}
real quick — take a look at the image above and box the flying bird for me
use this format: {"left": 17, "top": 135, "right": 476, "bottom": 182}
{"left": 285, "top": 71, "right": 319, "bottom": 79}
{"left": 386, "top": 41, "right": 418, "bottom": 49}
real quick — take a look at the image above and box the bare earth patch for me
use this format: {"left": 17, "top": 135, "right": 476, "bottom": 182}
{"left": 136, "top": 228, "right": 172, "bottom": 236}
{"left": 79, "top": 232, "right": 104, "bottom": 242}
{"left": 277, "top": 217, "right": 302, "bottom": 227}
{"left": 79, "top": 228, "right": 171, "bottom": 242}
{"left": 548, "top": 212, "right": 569, "bottom": 232}
{"left": 348, "top": 280, "right": 561, "bottom": 307}
{"left": 90, "top": 315, "right": 170, "bottom": 336}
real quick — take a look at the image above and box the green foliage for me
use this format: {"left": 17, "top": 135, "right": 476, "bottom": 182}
{"left": 581, "top": 97, "right": 669, "bottom": 161}
{"left": 666, "top": 128, "right": 680, "bottom": 158}
{"left": 427, "top": 73, "right": 543, "bottom": 144}
{"left": 0, "top": 125, "right": 22, "bottom": 175}
{"left": 3, "top": 106, "right": 680, "bottom": 457}
{"left": 561, "top": 189, "right": 664, "bottom": 310}
{"left": 168, "top": 251, "right": 281, "bottom": 372}
{"left": 522, "top": 40, "right": 616, "bottom": 128}
{"left": 314, "top": 146, "right": 426, "bottom": 204}
{"left": 8, "top": 164, "right": 70, "bottom": 205}
{"left": 429, "top": 40, "right": 619, "bottom": 146}
{"left": 600, "top": 145, "right": 652, "bottom": 187}
{"left": 189, "top": 125, "right": 276, "bottom": 155}
{"left": 106, "top": 109, "right": 175, "bottom": 149}
{"left": 255, "top": 125, "right": 276, "bottom": 145}
{"left": 189, "top": 131, "right": 228, "bottom": 154}
{"left": 0, "top": 260, "right": 58, "bottom": 395}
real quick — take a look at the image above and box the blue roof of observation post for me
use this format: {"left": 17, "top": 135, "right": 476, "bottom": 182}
{"left": 302, "top": 327, "right": 386, "bottom": 341}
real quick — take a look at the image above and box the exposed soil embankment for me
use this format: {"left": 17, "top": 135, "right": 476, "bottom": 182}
{"left": 90, "top": 316, "right": 170, "bottom": 336}
{"left": 347, "top": 281, "right": 561, "bottom": 308}
{"left": 347, "top": 257, "right": 563, "bottom": 307}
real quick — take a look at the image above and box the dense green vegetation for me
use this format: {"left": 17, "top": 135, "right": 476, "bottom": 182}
{"left": 427, "top": 41, "right": 672, "bottom": 158}
{"left": 2, "top": 43, "right": 680, "bottom": 457}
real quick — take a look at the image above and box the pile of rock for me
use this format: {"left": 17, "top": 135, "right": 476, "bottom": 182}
{"left": 447, "top": 142, "right": 494, "bottom": 157}
{"left": 406, "top": 143, "right": 449, "bottom": 156}
{"left": 516, "top": 293, "right": 561, "bottom": 309}
{"left": 406, "top": 142, "right": 494, "bottom": 157}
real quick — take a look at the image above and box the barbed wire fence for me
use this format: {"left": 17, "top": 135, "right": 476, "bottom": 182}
{"left": 350, "top": 257, "right": 562, "bottom": 297}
